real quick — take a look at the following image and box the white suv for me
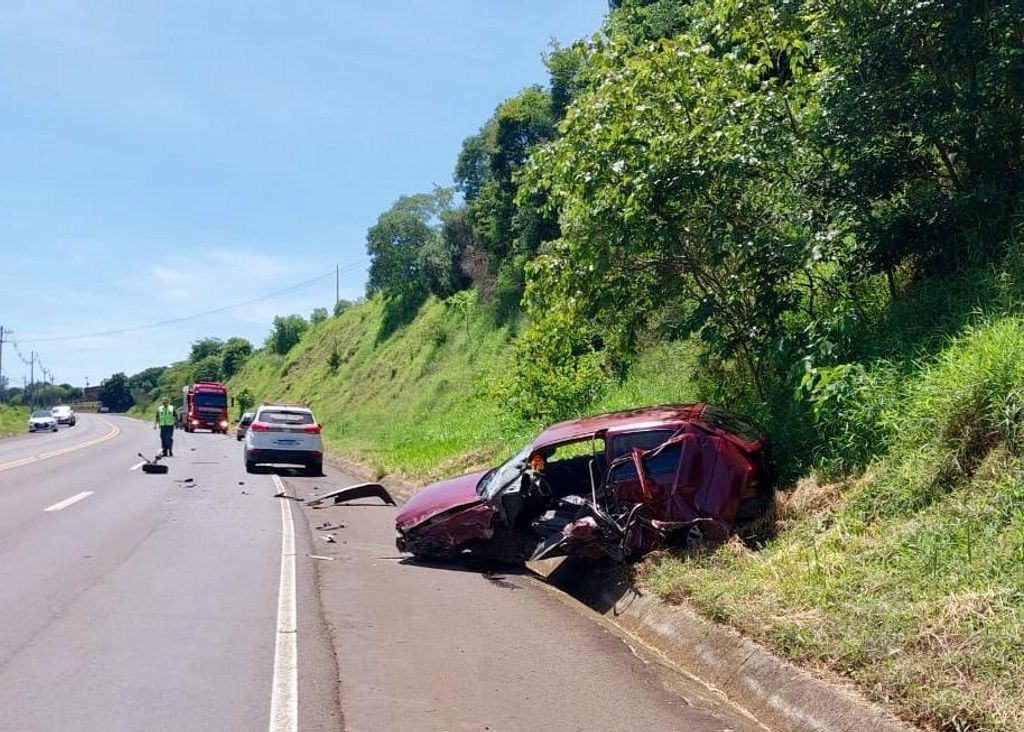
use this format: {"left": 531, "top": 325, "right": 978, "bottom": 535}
{"left": 244, "top": 404, "right": 323, "bottom": 475}
{"left": 50, "top": 405, "right": 76, "bottom": 426}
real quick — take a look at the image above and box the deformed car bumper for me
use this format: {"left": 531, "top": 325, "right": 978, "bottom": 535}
{"left": 247, "top": 448, "right": 321, "bottom": 466}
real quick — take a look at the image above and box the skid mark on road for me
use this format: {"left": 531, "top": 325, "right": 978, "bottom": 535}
{"left": 0, "top": 420, "right": 120, "bottom": 473}
{"left": 43, "top": 491, "right": 94, "bottom": 512}
{"left": 269, "top": 474, "right": 298, "bottom": 732}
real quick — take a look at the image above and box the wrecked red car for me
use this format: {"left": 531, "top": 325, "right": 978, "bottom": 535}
{"left": 395, "top": 404, "right": 773, "bottom": 563}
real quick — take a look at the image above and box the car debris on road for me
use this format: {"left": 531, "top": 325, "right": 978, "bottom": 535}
{"left": 307, "top": 483, "right": 396, "bottom": 507}
{"left": 138, "top": 453, "right": 169, "bottom": 474}
{"left": 395, "top": 403, "right": 774, "bottom": 564}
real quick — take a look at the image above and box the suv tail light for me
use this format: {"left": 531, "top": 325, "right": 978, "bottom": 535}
{"left": 250, "top": 422, "right": 272, "bottom": 432}
{"left": 303, "top": 424, "right": 322, "bottom": 434}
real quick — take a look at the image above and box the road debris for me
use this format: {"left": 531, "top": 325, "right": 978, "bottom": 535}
{"left": 317, "top": 522, "right": 345, "bottom": 531}
{"left": 137, "top": 453, "right": 168, "bottom": 474}
{"left": 274, "top": 492, "right": 304, "bottom": 501}
{"left": 307, "top": 483, "right": 396, "bottom": 507}
{"left": 307, "top": 554, "right": 335, "bottom": 561}
{"left": 322, "top": 535, "right": 336, "bottom": 543}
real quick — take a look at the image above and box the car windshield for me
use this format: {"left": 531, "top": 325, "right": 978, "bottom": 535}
{"left": 476, "top": 443, "right": 533, "bottom": 499}
{"left": 194, "top": 393, "right": 227, "bottom": 408}
{"left": 240, "top": 414, "right": 254, "bottom": 425}
{"left": 31, "top": 411, "right": 51, "bottom": 418}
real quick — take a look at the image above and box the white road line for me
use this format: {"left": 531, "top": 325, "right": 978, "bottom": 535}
{"left": 129, "top": 461, "right": 146, "bottom": 471}
{"left": 43, "top": 491, "right": 94, "bottom": 512}
{"left": 0, "top": 420, "right": 121, "bottom": 473}
{"left": 269, "top": 475, "right": 298, "bottom": 732}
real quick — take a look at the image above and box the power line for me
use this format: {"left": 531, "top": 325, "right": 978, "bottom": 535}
{"left": 15, "top": 264, "right": 361, "bottom": 344}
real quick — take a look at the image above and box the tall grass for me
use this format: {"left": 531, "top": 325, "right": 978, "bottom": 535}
{"left": 0, "top": 404, "right": 29, "bottom": 437}
{"left": 642, "top": 315, "right": 1024, "bottom": 730}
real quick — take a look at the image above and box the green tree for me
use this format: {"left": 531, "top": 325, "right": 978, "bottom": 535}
{"left": 267, "top": 315, "right": 309, "bottom": 355}
{"left": 333, "top": 299, "right": 354, "bottom": 317}
{"left": 545, "top": 42, "right": 590, "bottom": 119}
{"left": 454, "top": 86, "right": 560, "bottom": 294}
{"left": 606, "top": 0, "right": 693, "bottom": 42}
{"left": 310, "top": 307, "right": 329, "bottom": 326}
{"left": 189, "top": 338, "right": 224, "bottom": 363}
{"left": 519, "top": 0, "right": 820, "bottom": 405}
{"left": 808, "top": 0, "right": 1024, "bottom": 283}
{"left": 99, "top": 372, "right": 133, "bottom": 412}
{"left": 220, "top": 337, "right": 253, "bottom": 378}
{"left": 128, "top": 366, "right": 167, "bottom": 394}
{"left": 235, "top": 387, "right": 255, "bottom": 418}
{"left": 192, "top": 355, "right": 222, "bottom": 382}
{"left": 366, "top": 193, "right": 441, "bottom": 301}
{"left": 366, "top": 189, "right": 467, "bottom": 303}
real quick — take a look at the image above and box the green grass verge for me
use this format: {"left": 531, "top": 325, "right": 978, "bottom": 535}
{"left": 640, "top": 315, "right": 1024, "bottom": 731}
{"left": 0, "top": 404, "right": 29, "bottom": 437}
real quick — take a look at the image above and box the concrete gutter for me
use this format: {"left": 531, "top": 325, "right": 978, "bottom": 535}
{"left": 575, "top": 578, "right": 916, "bottom": 732}
{"left": 329, "top": 453, "right": 916, "bottom": 732}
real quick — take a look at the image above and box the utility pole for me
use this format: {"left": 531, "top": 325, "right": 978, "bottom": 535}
{"left": 30, "top": 351, "right": 35, "bottom": 387}
{"left": 335, "top": 263, "right": 340, "bottom": 310}
{"left": 0, "top": 326, "right": 5, "bottom": 403}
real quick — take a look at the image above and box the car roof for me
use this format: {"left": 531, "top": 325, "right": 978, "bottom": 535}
{"left": 530, "top": 404, "right": 708, "bottom": 450}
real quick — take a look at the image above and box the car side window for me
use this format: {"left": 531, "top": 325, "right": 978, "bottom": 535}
{"left": 608, "top": 429, "right": 676, "bottom": 460}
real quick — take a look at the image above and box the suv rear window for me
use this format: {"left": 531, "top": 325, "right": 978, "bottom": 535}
{"left": 259, "top": 410, "right": 314, "bottom": 425}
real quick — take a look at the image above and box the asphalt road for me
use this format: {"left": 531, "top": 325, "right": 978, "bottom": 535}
{"left": 0, "top": 413, "right": 764, "bottom": 731}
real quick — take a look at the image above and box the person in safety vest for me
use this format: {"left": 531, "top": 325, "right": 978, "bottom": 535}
{"left": 154, "top": 397, "right": 177, "bottom": 457}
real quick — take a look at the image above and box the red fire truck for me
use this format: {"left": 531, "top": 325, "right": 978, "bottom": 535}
{"left": 180, "top": 382, "right": 230, "bottom": 433}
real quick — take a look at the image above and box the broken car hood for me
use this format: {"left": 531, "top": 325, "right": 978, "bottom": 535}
{"left": 396, "top": 470, "right": 490, "bottom": 529}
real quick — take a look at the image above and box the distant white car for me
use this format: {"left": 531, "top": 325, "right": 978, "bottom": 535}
{"left": 50, "top": 405, "right": 77, "bottom": 426}
{"left": 28, "top": 410, "right": 59, "bottom": 433}
{"left": 244, "top": 404, "right": 323, "bottom": 475}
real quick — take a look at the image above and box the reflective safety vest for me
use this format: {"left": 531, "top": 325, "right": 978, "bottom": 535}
{"left": 157, "top": 405, "right": 176, "bottom": 427}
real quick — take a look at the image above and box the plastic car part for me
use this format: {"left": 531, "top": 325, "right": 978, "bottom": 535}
{"left": 307, "top": 482, "right": 396, "bottom": 507}
{"left": 138, "top": 452, "right": 169, "bottom": 474}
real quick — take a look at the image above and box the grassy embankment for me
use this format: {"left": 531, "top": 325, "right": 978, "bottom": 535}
{"left": 231, "top": 283, "right": 1022, "bottom": 730}
{"left": 0, "top": 404, "right": 29, "bottom": 437}
{"left": 229, "top": 292, "right": 701, "bottom": 481}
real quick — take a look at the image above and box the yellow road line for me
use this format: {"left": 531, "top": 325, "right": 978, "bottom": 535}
{"left": 0, "top": 420, "right": 121, "bottom": 473}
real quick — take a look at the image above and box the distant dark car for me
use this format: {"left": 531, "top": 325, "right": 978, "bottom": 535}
{"left": 235, "top": 412, "right": 255, "bottom": 441}
{"left": 395, "top": 404, "right": 772, "bottom": 563}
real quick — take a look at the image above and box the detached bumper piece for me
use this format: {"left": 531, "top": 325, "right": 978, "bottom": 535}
{"left": 307, "top": 483, "right": 396, "bottom": 507}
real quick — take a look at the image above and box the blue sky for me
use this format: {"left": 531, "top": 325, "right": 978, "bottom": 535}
{"left": 0, "top": 0, "right": 606, "bottom": 389}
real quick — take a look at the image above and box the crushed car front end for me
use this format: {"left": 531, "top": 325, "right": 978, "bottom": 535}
{"left": 395, "top": 470, "right": 495, "bottom": 557}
